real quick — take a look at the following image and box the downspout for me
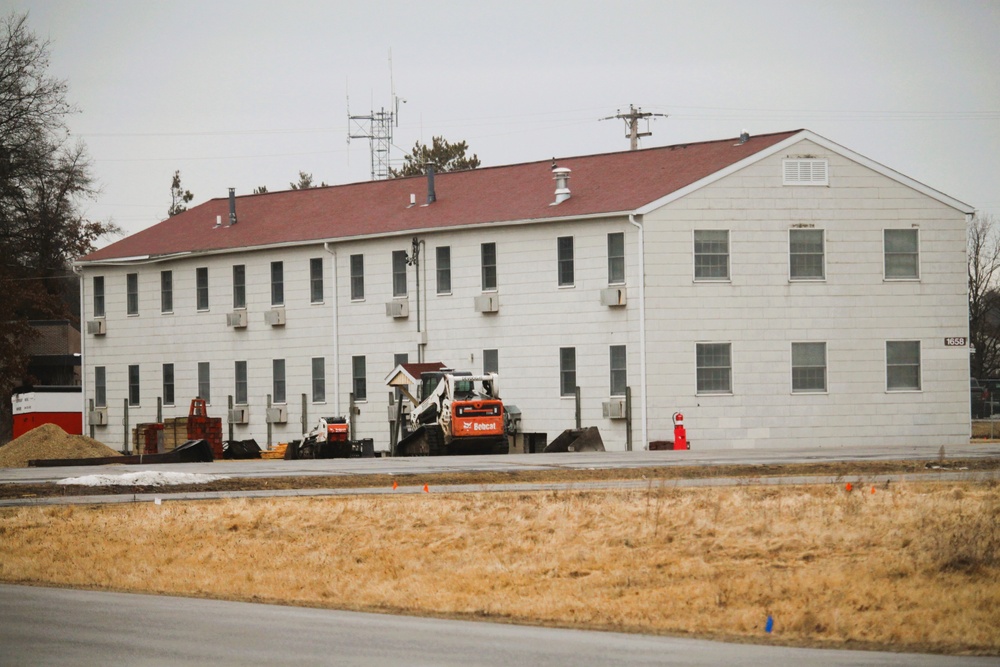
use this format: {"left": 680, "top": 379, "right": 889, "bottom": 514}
{"left": 324, "top": 243, "right": 340, "bottom": 413}
{"left": 419, "top": 238, "right": 426, "bottom": 362}
{"left": 628, "top": 214, "right": 648, "bottom": 450}
{"left": 75, "top": 263, "right": 86, "bottom": 434}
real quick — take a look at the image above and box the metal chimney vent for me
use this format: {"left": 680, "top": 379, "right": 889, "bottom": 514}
{"left": 551, "top": 166, "right": 571, "bottom": 205}
{"left": 228, "top": 188, "right": 237, "bottom": 225}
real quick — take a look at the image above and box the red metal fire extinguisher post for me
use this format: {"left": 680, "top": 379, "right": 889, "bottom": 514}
{"left": 672, "top": 412, "right": 689, "bottom": 450}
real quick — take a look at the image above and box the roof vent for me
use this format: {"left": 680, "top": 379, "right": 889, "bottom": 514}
{"left": 425, "top": 164, "right": 436, "bottom": 205}
{"left": 736, "top": 129, "right": 750, "bottom": 145}
{"left": 551, "top": 166, "right": 571, "bottom": 205}
{"left": 228, "top": 188, "right": 237, "bottom": 225}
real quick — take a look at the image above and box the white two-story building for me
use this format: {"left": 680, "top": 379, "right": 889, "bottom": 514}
{"left": 76, "top": 129, "right": 974, "bottom": 452}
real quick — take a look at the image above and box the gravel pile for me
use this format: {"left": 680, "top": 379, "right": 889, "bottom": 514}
{"left": 0, "top": 423, "right": 120, "bottom": 468}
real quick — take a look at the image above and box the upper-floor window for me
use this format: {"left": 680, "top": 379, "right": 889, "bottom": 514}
{"left": 196, "top": 267, "right": 209, "bottom": 311}
{"left": 886, "top": 341, "right": 921, "bottom": 391}
{"left": 884, "top": 229, "right": 919, "bottom": 280}
{"left": 392, "top": 250, "right": 408, "bottom": 297}
{"left": 350, "top": 254, "right": 364, "bottom": 300}
{"left": 481, "top": 242, "right": 497, "bottom": 291}
{"left": 160, "top": 271, "right": 173, "bottom": 313}
{"left": 234, "top": 361, "right": 248, "bottom": 405}
{"left": 436, "top": 246, "right": 451, "bottom": 295}
{"left": 608, "top": 232, "right": 625, "bottom": 285}
{"left": 783, "top": 158, "right": 829, "bottom": 186}
{"left": 233, "top": 265, "right": 246, "bottom": 309}
{"left": 696, "top": 342, "right": 732, "bottom": 394}
{"left": 93, "top": 276, "right": 105, "bottom": 317}
{"left": 557, "top": 236, "right": 574, "bottom": 287}
{"left": 694, "top": 230, "right": 729, "bottom": 281}
{"left": 791, "top": 342, "right": 827, "bottom": 393}
{"left": 272, "top": 359, "right": 286, "bottom": 404}
{"left": 126, "top": 273, "right": 139, "bottom": 315}
{"left": 270, "top": 261, "right": 284, "bottom": 306}
{"left": 789, "top": 229, "right": 825, "bottom": 280}
{"left": 559, "top": 347, "right": 576, "bottom": 397}
{"left": 310, "top": 257, "right": 324, "bottom": 303}
{"left": 162, "top": 363, "right": 175, "bottom": 406}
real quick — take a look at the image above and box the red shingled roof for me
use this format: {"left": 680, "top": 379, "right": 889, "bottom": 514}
{"left": 81, "top": 130, "right": 801, "bottom": 262}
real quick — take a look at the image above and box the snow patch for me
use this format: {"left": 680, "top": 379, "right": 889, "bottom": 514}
{"left": 57, "top": 471, "right": 228, "bottom": 487}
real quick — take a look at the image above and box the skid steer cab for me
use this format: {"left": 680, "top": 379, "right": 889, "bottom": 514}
{"left": 288, "top": 417, "right": 372, "bottom": 459}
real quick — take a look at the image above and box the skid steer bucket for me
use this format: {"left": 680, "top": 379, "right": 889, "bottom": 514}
{"left": 543, "top": 426, "right": 606, "bottom": 453}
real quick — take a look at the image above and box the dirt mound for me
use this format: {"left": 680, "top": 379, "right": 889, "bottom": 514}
{"left": 0, "top": 423, "right": 120, "bottom": 468}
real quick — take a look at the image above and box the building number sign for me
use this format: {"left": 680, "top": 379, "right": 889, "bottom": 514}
{"left": 944, "top": 337, "right": 967, "bottom": 347}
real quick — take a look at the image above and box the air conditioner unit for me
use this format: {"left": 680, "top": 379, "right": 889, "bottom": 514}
{"left": 265, "top": 405, "right": 287, "bottom": 424}
{"left": 87, "top": 408, "right": 108, "bottom": 426}
{"left": 602, "top": 399, "right": 627, "bottom": 419}
{"left": 86, "top": 319, "right": 107, "bottom": 335}
{"left": 226, "top": 310, "right": 248, "bottom": 328}
{"left": 600, "top": 287, "right": 627, "bottom": 307}
{"left": 264, "top": 308, "right": 286, "bottom": 326}
{"left": 474, "top": 294, "right": 500, "bottom": 313}
{"left": 228, "top": 407, "right": 249, "bottom": 424}
{"left": 385, "top": 300, "right": 409, "bottom": 318}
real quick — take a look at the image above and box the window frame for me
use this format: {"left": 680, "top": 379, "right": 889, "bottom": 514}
{"left": 392, "top": 250, "right": 408, "bottom": 298}
{"left": 607, "top": 232, "right": 625, "bottom": 285}
{"left": 789, "top": 229, "right": 825, "bottom": 281}
{"left": 234, "top": 361, "right": 248, "bottom": 405}
{"left": 696, "top": 342, "right": 732, "bottom": 395}
{"left": 311, "top": 357, "right": 326, "bottom": 403}
{"left": 232, "top": 265, "right": 246, "bottom": 309}
{"left": 128, "top": 364, "right": 140, "bottom": 407}
{"left": 272, "top": 359, "right": 286, "bottom": 404}
{"left": 483, "top": 349, "right": 499, "bottom": 375}
{"left": 791, "top": 342, "right": 827, "bottom": 393}
{"left": 481, "top": 242, "right": 498, "bottom": 292}
{"left": 197, "top": 361, "right": 211, "bottom": 404}
{"left": 94, "top": 366, "right": 107, "bottom": 408}
{"left": 352, "top": 356, "right": 367, "bottom": 402}
{"left": 436, "top": 246, "right": 452, "bottom": 295}
{"left": 126, "top": 273, "right": 139, "bottom": 315}
{"left": 557, "top": 236, "right": 575, "bottom": 287}
{"left": 610, "top": 345, "right": 627, "bottom": 397}
{"left": 350, "top": 254, "right": 365, "bottom": 301}
{"left": 160, "top": 270, "right": 173, "bottom": 313}
{"left": 93, "top": 276, "right": 106, "bottom": 318}
{"left": 162, "top": 363, "right": 175, "bottom": 406}
{"left": 270, "top": 261, "right": 284, "bottom": 306}
{"left": 884, "top": 229, "right": 920, "bottom": 280}
{"left": 886, "top": 340, "right": 921, "bottom": 391}
{"left": 310, "top": 257, "right": 324, "bottom": 303}
{"left": 693, "top": 230, "right": 730, "bottom": 281}
{"left": 196, "top": 267, "right": 209, "bottom": 311}
{"left": 559, "top": 347, "right": 576, "bottom": 397}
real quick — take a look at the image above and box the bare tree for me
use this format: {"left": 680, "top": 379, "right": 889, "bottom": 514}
{"left": 969, "top": 212, "right": 1000, "bottom": 379}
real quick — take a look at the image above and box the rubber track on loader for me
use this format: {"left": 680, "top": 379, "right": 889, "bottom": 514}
{"left": 396, "top": 425, "right": 446, "bottom": 456}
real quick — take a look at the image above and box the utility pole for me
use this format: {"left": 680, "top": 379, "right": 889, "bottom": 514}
{"left": 601, "top": 105, "right": 668, "bottom": 150}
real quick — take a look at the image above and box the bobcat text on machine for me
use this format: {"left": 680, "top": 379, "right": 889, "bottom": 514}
{"left": 385, "top": 362, "right": 510, "bottom": 456}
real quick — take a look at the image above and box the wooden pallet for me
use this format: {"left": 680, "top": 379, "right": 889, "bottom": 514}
{"left": 260, "top": 443, "right": 288, "bottom": 459}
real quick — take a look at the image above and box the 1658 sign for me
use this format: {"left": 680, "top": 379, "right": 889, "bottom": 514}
{"left": 944, "top": 337, "right": 967, "bottom": 347}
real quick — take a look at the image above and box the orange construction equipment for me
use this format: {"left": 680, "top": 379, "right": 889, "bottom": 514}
{"left": 187, "top": 398, "right": 223, "bottom": 459}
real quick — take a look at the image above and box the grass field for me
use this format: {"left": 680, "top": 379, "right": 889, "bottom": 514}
{"left": 1, "top": 478, "right": 998, "bottom": 655}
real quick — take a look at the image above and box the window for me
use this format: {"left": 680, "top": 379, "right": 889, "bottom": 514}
{"left": 610, "top": 345, "right": 627, "bottom": 396}
{"left": 789, "top": 229, "right": 825, "bottom": 280}
{"left": 694, "top": 230, "right": 729, "bottom": 280}
{"left": 352, "top": 356, "right": 367, "bottom": 401}
{"left": 311, "top": 357, "right": 326, "bottom": 402}
{"left": 198, "top": 362, "right": 210, "bottom": 403}
{"left": 791, "top": 342, "right": 826, "bottom": 393}
{"left": 484, "top": 349, "right": 499, "bottom": 375}
{"left": 128, "top": 364, "right": 140, "bottom": 406}
{"left": 92, "top": 276, "right": 105, "bottom": 318}
{"left": 481, "top": 242, "right": 497, "bottom": 291}
{"left": 160, "top": 271, "right": 173, "bottom": 313}
{"left": 783, "top": 158, "right": 829, "bottom": 186}
{"left": 608, "top": 232, "right": 625, "bottom": 284}
{"left": 272, "top": 359, "right": 286, "bottom": 404}
{"left": 559, "top": 347, "right": 576, "bottom": 397}
{"left": 393, "top": 353, "right": 408, "bottom": 400}
{"left": 94, "top": 366, "right": 106, "bottom": 407}
{"left": 234, "top": 361, "right": 248, "bottom": 405}
{"left": 310, "top": 257, "right": 324, "bottom": 303}
{"left": 126, "top": 273, "right": 139, "bottom": 315}
{"left": 884, "top": 229, "right": 919, "bottom": 279}
{"left": 233, "top": 265, "right": 246, "bottom": 309}
{"left": 557, "top": 236, "right": 574, "bottom": 286}
{"left": 696, "top": 343, "right": 732, "bottom": 394}
{"left": 887, "top": 341, "right": 921, "bottom": 391}
{"left": 270, "top": 261, "right": 284, "bottom": 305}
{"left": 350, "top": 254, "right": 364, "bottom": 300}
{"left": 392, "top": 250, "right": 408, "bottom": 297}
{"left": 162, "top": 363, "right": 175, "bottom": 406}
{"left": 196, "top": 267, "right": 209, "bottom": 310}
{"left": 436, "top": 246, "right": 451, "bottom": 294}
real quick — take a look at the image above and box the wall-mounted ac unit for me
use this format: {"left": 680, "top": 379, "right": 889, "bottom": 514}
{"left": 385, "top": 300, "right": 409, "bottom": 318}
{"left": 602, "top": 399, "right": 627, "bottom": 419}
{"left": 87, "top": 408, "right": 108, "bottom": 426}
{"left": 264, "top": 308, "right": 286, "bottom": 326}
{"left": 265, "top": 405, "right": 287, "bottom": 424}
{"left": 474, "top": 294, "right": 500, "bottom": 313}
{"left": 226, "top": 310, "right": 248, "bottom": 328}
{"left": 86, "top": 319, "right": 107, "bottom": 335}
{"left": 600, "top": 287, "right": 627, "bottom": 307}
{"left": 228, "top": 407, "right": 249, "bottom": 424}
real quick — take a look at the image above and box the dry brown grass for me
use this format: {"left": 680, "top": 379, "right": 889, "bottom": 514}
{"left": 1, "top": 480, "right": 998, "bottom": 655}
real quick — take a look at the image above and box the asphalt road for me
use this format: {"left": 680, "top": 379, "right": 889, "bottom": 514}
{"left": 2, "top": 585, "right": 994, "bottom": 666}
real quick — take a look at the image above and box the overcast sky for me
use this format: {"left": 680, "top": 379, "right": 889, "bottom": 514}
{"left": 9, "top": 0, "right": 1000, "bottom": 245}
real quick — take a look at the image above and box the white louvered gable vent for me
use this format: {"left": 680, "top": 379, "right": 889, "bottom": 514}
{"left": 783, "top": 158, "right": 829, "bottom": 186}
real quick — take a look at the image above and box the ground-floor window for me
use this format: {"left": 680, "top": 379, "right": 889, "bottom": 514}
{"left": 696, "top": 343, "right": 731, "bottom": 394}
{"left": 235, "top": 361, "right": 248, "bottom": 405}
{"left": 560, "top": 347, "right": 576, "bottom": 396}
{"left": 791, "top": 342, "right": 826, "bottom": 393}
{"left": 353, "top": 356, "right": 367, "bottom": 401}
{"left": 128, "top": 364, "right": 140, "bottom": 406}
{"left": 312, "top": 358, "right": 325, "bottom": 402}
{"left": 886, "top": 341, "right": 921, "bottom": 390}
